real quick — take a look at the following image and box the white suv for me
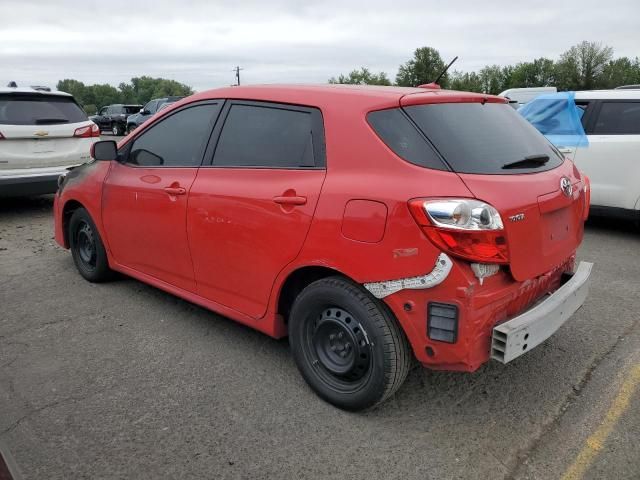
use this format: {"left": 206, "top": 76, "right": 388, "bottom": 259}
{"left": 0, "top": 86, "right": 99, "bottom": 197}
{"left": 522, "top": 89, "right": 640, "bottom": 221}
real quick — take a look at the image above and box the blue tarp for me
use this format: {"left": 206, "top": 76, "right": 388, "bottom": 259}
{"left": 518, "top": 92, "right": 588, "bottom": 148}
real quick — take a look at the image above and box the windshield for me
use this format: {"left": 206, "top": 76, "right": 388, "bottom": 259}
{"left": 0, "top": 94, "right": 88, "bottom": 125}
{"left": 403, "top": 102, "right": 564, "bottom": 174}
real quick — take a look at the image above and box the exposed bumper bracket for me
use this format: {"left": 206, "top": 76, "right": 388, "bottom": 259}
{"left": 491, "top": 261, "right": 593, "bottom": 364}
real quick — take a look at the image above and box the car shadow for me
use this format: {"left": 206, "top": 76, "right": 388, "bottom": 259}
{"left": 0, "top": 195, "right": 54, "bottom": 217}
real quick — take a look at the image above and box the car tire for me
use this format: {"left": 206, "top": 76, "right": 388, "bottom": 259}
{"left": 289, "top": 276, "right": 412, "bottom": 411}
{"left": 69, "top": 208, "right": 114, "bottom": 283}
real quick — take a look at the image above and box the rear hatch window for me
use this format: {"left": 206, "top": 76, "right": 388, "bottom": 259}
{"left": 0, "top": 94, "right": 88, "bottom": 125}
{"left": 405, "top": 103, "right": 564, "bottom": 174}
{"left": 369, "top": 102, "right": 564, "bottom": 174}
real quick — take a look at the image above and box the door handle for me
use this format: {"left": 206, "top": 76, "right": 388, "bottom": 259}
{"left": 164, "top": 186, "right": 186, "bottom": 196}
{"left": 557, "top": 147, "right": 573, "bottom": 154}
{"left": 273, "top": 195, "right": 307, "bottom": 206}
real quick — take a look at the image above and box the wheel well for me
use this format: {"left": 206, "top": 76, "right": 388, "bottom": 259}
{"left": 277, "top": 266, "right": 345, "bottom": 323}
{"left": 61, "top": 200, "right": 84, "bottom": 247}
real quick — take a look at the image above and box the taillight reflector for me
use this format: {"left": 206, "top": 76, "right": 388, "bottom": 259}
{"left": 409, "top": 198, "right": 509, "bottom": 264}
{"left": 74, "top": 123, "right": 100, "bottom": 138}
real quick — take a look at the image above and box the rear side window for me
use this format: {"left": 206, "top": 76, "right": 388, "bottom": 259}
{"left": 0, "top": 94, "right": 88, "bottom": 125}
{"left": 367, "top": 109, "right": 447, "bottom": 170}
{"left": 593, "top": 102, "right": 640, "bottom": 134}
{"left": 124, "top": 106, "right": 140, "bottom": 114}
{"left": 405, "top": 103, "right": 564, "bottom": 174}
{"left": 213, "top": 105, "right": 316, "bottom": 168}
{"left": 127, "top": 103, "right": 220, "bottom": 167}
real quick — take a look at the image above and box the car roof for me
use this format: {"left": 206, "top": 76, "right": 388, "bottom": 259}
{"left": 185, "top": 84, "right": 504, "bottom": 110}
{"left": 0, "top": 87, "right": 72, "bottom": 97}
{"left": 575, "top": 89, "right": 640, "bottom": 100}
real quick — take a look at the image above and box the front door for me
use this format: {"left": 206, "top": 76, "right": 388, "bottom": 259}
{"left": 188, "top": 101, "right": 326, "bottom": 318}
{"left": 102, "top": 102, "right": 222, "bottom": 291}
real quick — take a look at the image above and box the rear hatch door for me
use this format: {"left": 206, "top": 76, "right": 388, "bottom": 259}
{"left": 401, "top": 96, "right": 586, "bottom": 281}
{"left": 0, "top": 92, "right": 92, "bottom": 169}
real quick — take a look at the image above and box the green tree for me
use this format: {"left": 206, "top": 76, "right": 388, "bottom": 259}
{"left": 599, "top": 57, "right": 640, "bottom": 89}
{"left": 555, "top": 41, "right": 613, "bottom": 90}
{"left": 395, "top": 47, "right": 447, "bottom": 88}
{"left": 328, "top": 67, "right": 391, "bottom": 85}
{"left": 478, "top": 65, "right": 508, "bottom": 94}
{"left": 507, "top": 58, "right": 556, "bottom": 88}
{"left": 449, "top": 71, "right": 483, "bottom": 92}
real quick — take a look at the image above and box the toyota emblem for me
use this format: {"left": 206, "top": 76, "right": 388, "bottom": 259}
{"left": 560, "top": 177, "right": 573, "bottom": 197}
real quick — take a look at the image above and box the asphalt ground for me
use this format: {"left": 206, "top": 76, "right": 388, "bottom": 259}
{"left": 0, "top": 195, "right": 638, "bottom": 480}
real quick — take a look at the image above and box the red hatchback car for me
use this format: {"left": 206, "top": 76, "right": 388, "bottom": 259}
{"left": 54, "top": 85, "right": 592, "bottom": 410}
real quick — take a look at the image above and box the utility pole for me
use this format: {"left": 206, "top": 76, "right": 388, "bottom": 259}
{"left": 233, "top": 66, "right": 243, "bottom": 86}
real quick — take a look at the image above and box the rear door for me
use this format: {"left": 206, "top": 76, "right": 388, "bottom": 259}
{"left": 102, "top": 101, "right": 222, "bottom": 291}
{"left": 0, "top": 93, "right": 93, "bottom": 171}
{"left": 187, "top": 101, "right": 326, "bottom": 318}
{"left": 572, "top": 100, "right": 640, "bottom": 209}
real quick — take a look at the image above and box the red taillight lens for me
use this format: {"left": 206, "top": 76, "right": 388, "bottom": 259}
{"left": 408, "top": 198, "right": 509, "bottom": 264}
{"left": 74, "top": 123, "right": 100, "bottom": 138}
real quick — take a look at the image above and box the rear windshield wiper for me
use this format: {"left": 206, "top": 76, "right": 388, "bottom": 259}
{"left": 34, "top": 118, "right": 69, "bottom": 125}
{"left": 502, "top": 154, "right": 550, "bottom": 170}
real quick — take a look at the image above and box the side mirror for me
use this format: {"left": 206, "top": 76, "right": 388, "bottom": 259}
{"left": 91, "top": 140, "right": 117, "bottom": 161}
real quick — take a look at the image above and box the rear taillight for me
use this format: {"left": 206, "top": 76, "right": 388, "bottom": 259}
{"left": 74, "top": 123, "right": 100, "bottom": 138}
{"left": 408, "top": 198, "right": 509, "bottom": 264}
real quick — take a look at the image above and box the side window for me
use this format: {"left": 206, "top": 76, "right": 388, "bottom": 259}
{"left": 575, "top": 101, "right": 591, "bottom": 128}
{"left": 593, "top": 101, "right": 640, "bottom": 135}
{"left": 99, "top": 107, "right": 108, "bottom": 115}
{"left": 367, "top": 108, "right": 447, "bottom": 170}
{"left": 213, "top": 104, "right": 316, "bottom": 168}
{"left": 127, "top": 103, "right": 221, "bottom": 167}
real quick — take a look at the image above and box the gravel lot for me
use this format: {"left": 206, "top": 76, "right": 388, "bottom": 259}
{"left": 1, "top": 195, "right": 638, "bottom": 480}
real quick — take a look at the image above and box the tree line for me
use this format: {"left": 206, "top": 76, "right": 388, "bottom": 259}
{"left": 329, "top": 41, "right": 640, "bottom": 94}
{"left": 57, "top": 77, "right": 194, "bottom": 115}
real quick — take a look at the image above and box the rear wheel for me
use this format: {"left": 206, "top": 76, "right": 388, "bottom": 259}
{"left": 69, "top": 208, "right": 113, "bottom": 282}
{"left": 289, "top": 276, "right": 412, "bottom": 411}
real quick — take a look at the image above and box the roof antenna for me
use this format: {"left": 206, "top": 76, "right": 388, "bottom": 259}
{"left": 418, "top": 56, "right": 458, "bottom": 90}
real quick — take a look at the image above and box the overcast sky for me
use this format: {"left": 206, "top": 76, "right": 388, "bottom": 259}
{"left": 2, "top": 0, "right": 639, "bottom": 92}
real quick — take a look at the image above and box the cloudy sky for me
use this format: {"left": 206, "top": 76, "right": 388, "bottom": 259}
{"left": 2, "top": 0, "right": 639, "bottom": 92}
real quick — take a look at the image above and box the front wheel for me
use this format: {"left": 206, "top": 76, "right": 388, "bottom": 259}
{"left": 69, "top": 208, "right": 114, "bottom": 282}
{"left": 289, "top": 276, "right": 412, "bottom": 411}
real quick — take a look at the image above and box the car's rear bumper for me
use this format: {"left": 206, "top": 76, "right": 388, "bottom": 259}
{"left": 0, "top": 167, "right": 77, "bottom": 196}
{"left": 491, "top": 261, "right": 592, "bottom": 363}
{"left": 382, "top": 255, "right": 588, "bottom": 371}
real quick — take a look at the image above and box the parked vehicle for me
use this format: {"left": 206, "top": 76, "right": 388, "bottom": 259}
{"left": 499, "top": 87, "right": 557, "bottom": 108}
{"left": 0, "top": 85, "right": 99, "bottom": 197}
{"left": 126, "top": 96, "right": 184, "bottom": 134}
{"left": 54, "top": 85, "right": 592, "bottom": 410}
{"left": 90, "top": 104, "right": 142, "bottom": 136}
{"left": 520, "top": 89, "right": 640, "bottom": 221}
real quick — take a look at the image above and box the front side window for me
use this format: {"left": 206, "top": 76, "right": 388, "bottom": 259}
{"left": 593, "top": 101, "right": 640, "bottom": 134}
{"left": 127, "top": 103, "right": 220, "bottom": 167}
{"left": 213, "top": 104, "right": 316, "bottom": 168}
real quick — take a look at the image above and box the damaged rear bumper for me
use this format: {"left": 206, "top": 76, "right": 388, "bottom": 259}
{"left": 491, "top": 261, "right": 593, "bottom": 363}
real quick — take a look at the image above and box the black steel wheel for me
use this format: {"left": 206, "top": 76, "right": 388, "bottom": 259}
{"left": 69, "top": 207, "right": 114, "bottom": 282}
{"left": 289, "top": 276, "right": 412, "bottom": 411}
